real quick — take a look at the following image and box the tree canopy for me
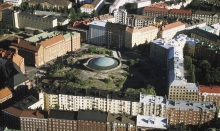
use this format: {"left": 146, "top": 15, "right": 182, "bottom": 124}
{"left": 125, "top": 85, "right": 156, "bottom": 95}
{"left": 91, "top": 10, "right": 98, "bottom": 17}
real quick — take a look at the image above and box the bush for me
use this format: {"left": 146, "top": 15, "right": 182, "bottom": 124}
{"left": 104, "top": 78, "right": 111, "bottom": 84}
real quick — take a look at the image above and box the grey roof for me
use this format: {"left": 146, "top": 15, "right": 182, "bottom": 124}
{"left": 192, "top": 28, "right": 220, "bottom": 41}
{"left": 12, "top": 95, "right": 38, "bottom": 110}
{"left": 77, "top": 110, "right": 107, "bottom": 122}
{"left": 59, "top": 87, "right": 140, "bottom": 102}
{"left": 6, "top": 63, "right": 28, "bottom": 87}
{"left": 48, "top": 110, "right": 78, "bottom": 120}
{"left": 28, "top": 0, "right": 71, "bottom": 6}
{"left": 193, "top": 10, "right": 218, "bottom": 16}
{"left": 18, "top": 12, "right": 57, "bottom": 21}
{"left": 91, "top": 0, "right": 101, "bottom": 8}
{"left": 93, "top": 57, "right": 115, "bottom": 67}
{"left": 167, "top": 100, "right": 216, "bottom": 111}
{"left": 107, "top": 113, "right": 136, "bottom": 125}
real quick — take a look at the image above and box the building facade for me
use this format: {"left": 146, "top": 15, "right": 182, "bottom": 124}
{"left": 125, "top": 26, "right": 158, "bottom": 49}
{"left": 105, "top": 22, "right": 126, "bottom": 48}
{"left": 3, "top": 0, "right": 21, "bottom": 6}
{"left": 192, "top": 11, "right": 220, "bottom": 25}
{"left": 113, "top": 9, "right": 127, "bottom": 24}
{"left": 11, "top": 31, "right": 80, "bottom": 67}
{"left": 199, "top": 85, "right": 220, "bottom": 106}
{"left": 126, "top": 14, "right": 155, "bottom": 28}
{"left": 80, "top": 0, "right": 104, "bottom": 16}
{"left": 159, "top": 21, "right": 185, "bottom": 40}
{"left": 88, "top": 20, "right": 106, "bottom": 45}
{"left": 166, "top": 100, "right": 217, "bottom": 125}
{"left": 28, "top": 0, "right": 72, "bottom": 9}
{"left": 0, "top": 87, "right": 12, "bottom": 104}
{"left": 142, "top": 7, "right": 169, "bottom": 17}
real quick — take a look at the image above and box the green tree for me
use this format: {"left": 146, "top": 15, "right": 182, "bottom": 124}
{"left": 66, "top": 72, "right": 74, "bottom": 80}
{"left": 0, "top": 29, "right": 4, "bottom": 36}
{"left": 125, "top": 88, "right": 137, "bottom": 93}
{"left": 136, "top": 43, "right": 150, "bottom": 56}
{"left": 91, "top": 10, "right": 98, "bottom": 17}
{"left": 88, "top": 47, "right": 96, "bottom": 53}
{"left": 54, "top": 104, "right": 59, "bottom": 109}
{"left": 183, "top": 44, "right": 194, "bottom": 57}
{"left": 199, "top": 60, "right": 211, "bottom": 71}
{"left": 77, "top": 8, "right": 82, "bottom": 19}
{"left": 69, "top": 8, "right": 77, "bottom": 22}
{"left": 184, "top": 56, "right": 192, "bottom": 70}
{"left": 144, "top": 85, "right": 156, "bottom": 95}
{"left": 129, "top": 59, "right": 136, "bottom": 66}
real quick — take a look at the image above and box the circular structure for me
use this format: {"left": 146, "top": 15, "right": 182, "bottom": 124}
{"left": 85, "top": 56, "right": 121, "bottom": 71}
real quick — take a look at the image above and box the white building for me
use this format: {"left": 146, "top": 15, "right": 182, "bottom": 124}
{"left": 159, "top": 21, "right": 185, "bottom": 40}
{"left": 99, "top": 14, "right": 115, "bottom": 23}
{"left": 113, "top": 9, "right": 127, "bottom": 24}
{"left": 77, "top": 0, "right": 93, "bottom": 5}
{"left": 80, "top": 0, "right": 104, "bottom": 16}
{"left": 211, "top": 23, "right": 220, "bottom": 36}
{"left": 88, "top": 20, "right": 106, "bottom": 45}
{"left": 136, "top": 115, "right": 167, "bottom": 130}
{"left": 139, "top": 94, "right": 166, "bottom": 117}
{"left": 109, "top": 0, "right": 151, "bottom": 13}
{"left": 58, "top": 88, "right": 141, "bottom": 116}
{"left": 4, "top": 0, "right": 22, "bottom": 6}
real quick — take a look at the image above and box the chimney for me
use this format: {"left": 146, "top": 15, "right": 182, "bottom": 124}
{"left": 17, "top": 38, "right": 20, "bottom": 43}
{"left": 35, "top": 111, "right": 39, "bottom": 117}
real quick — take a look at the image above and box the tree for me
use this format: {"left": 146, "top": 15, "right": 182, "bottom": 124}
{"left": 184, "top": 56, "right": 192, "bottom": 69}
{"left": 0, "top": 29, "right": 4, "bottom": 36}
{"left": 125, "top": 88, "right": 137, "bottom": 93}
{"left": 136, "top": 43, "right": 150, "bottom": 56}
{"left": 33, "top": 30, "right": 40, "bottom": 35}
{"left": 199, "top": 60, "right": 211, "bottom": 71}
{"left": 88, "top": 47, "right": 96, "bottom": 53}
{"left": 91, "top": 10, "right": 98, "bottom": 17}
{"left": 69, "top": 8, "right": 77, "bottom": 22}
{"left": 77, "top": 8, "right": 82, "bottom": 19}
{"left": 184, "top": 44, "right": 195, "bottom": 57}
{"left": 129, "top": 59, "right": 136, "bottom": 66}
{"left": 144, "top": 85, "right": 156, "bottom": 95}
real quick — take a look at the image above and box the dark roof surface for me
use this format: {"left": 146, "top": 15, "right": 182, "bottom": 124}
{"left": 59, "top": 87, "right": 140, "bottom": 102}
{"left": 28, "top": 0, "right": 71, "bottom": 6}
{"left": 13, "top": 95, "right": 38, "bottom": 110}
{"left": 48, "top": 110, "right": 78, "bottom": 120}
{"left": 106, "top": 22, "right": 127, "bottom": 30}
{"left": 192, "top": 28, "right": 220, "bottom": 41}
{"left": 77, "top": 110, "right": 107, "bottom": 122}
{"left": 194, "top": 10, "right": 218, "bottom": 16}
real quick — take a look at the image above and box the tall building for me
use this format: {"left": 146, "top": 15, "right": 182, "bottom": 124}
{"left": 106, "top": 22, "right": 126, "bottom": 48}
{"left": 11, "top": 31, "right": 80, "bottom": 67}
{"left": 166, "top": 100, "right": 217, "bottom": 125}
{"left": 48, "top": 110, "right": 78, "bottom": 131}
{"left": 125, "top": 26, "right": 158, "bottom": 49}
{"left": 88, "top": 20, "right": 106, "bottom": 45}
{"left": 113, "top": 9, "right": 127, "bottom": 24}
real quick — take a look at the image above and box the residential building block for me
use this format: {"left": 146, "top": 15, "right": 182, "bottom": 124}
{"left": 80, "top": 0, "right": 104, "bottom": 16}
{"left": 99, "top": 14, "right": 115, "bottom": 23}
{"left": 3, "top": 0, "right": 21, "bottom": 6}
{"left": 0, "top": 87, "right": 12, "bottom": 104}
{"left": 192, "top": 10, "right": 220, "bottom": 25}
{"left": 28, "top": 0, "right": 72, "bottom": 9}
{"left": 125, "top": 26, "right": 158, "bottom": 49}
{"left": 199, "top": 85, "right": 220, "bottom": 106}
{"left": 126, "top": 14, "right": 155, "bottom": 28}
{"left": 113, "top": 9, "right": 127, "bottom": 24}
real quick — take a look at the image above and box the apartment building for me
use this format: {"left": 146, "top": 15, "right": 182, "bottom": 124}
{"left": 4, "top": 0, "right": 21, "bottom": 6}
{"left": 126, "top": 14, "right": 155, "bottom": 28}
{"left": 192, "top": 10, "right": 220, "bottom": 25}
{"left": 77, "top": 110, "right": 107, "bottom": 131}
{"left": 195, "top": 42, "right": 220, "bottom": 67}
{"left": 0, "top": 48, "right": 25, "bottom": 74}
{"left": 11, "top": 31, "right": 80, "bottom": 67}
{"left": 48, "top": 110, "right": 78, "bottom": 131}
{"left": 125, "top": 26, "right": 158, "bottom": 49}
{"left": 183, "top": 19, "right": 206, "bottom": 36}
{"left": 80, "top": 0, "right": 104, "bottom": 16}
{"left": 139, "top": 94, "right": 166, "bottom": 117}
{"left": 199, "top": 85, "right": 220, "bottom": 106}
{"left": 28, "top": 0, "right": 72, "bottom": 9}
{"left": 3, "top": 106, "right": 48, "bottom": 131}
{"left": 159, "top": 21, "right": 185, "bottom": 40}
{"left": 107, "top": 113, "right": 136, "bottom": 131}
{"left": 58, "top": 87, "right": 140, "bottom": 116}
{"left": 191, "top": 28, "right": 220, "bottom": 45}
{"left": 77, "top": 0, "right": 93, "bottom": 5}
{"left": 99, "top": 14, "right": 115, "bottom": 23}
{"left": 106, "top": 22, "right": 126, "bottom": 48}
{"left": 169, "top": 9, "right": 192, "bottom": 19}
{"left": 136, "top": 115, "right": 167, "bottom": 130}
{"left": 113, "top": 9, "right": 127, "bottom": 24}
{"left": 0, "top": 87, "right": 12, "bottom": 104}
{"left": 0, "top": 2, "right": 13, "bottom": 25}
{"left": 166, "top": 100, "right": 217, "bottom": 125}
{"left": 142, "top": 7, "right": 169, "bottom": 17}
{"left": 14, "top": 11, "right": 57, "bottom": 31}
{"left": 88, "top": 20, "right": 106, "bottom": 45}
{"left": 44, "top": 86, "right": 59, "bottom": 110}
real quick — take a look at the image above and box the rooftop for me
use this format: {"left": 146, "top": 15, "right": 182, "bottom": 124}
{"left": 89, "top": 20, "right": 107, "bottom": 27}
{"left": 25, "top": 31, "right": 60, "bottom": 43}
{"left": 99, "top": 14, "right": 114, "bottom": 20}
{"left": 192, "top": 28, "right": 220, "bottom": 41}
{"left": 81, "top": 4, "right": 94, "bottom": 8}
{"left": 28, "top": 0, "right": 71, "bottom": 6}
{"left": 107, "top": 113, "right": 136, "bottom": 125}
{"left": 13, "top": 95, "right": 39, "bottom": 110}
{"left": 161, "top": 21, "right": 185, "bottom": 31}
{"left": 106, "top": 22, "right": 127, "bottom": 30}
{"left": 169, "top": 9, "right": 192, "bottom": 14}
{"left": 127, "top": 14, "right": 154, "bottom": 21}
{"left": 150, "top": 2, "right": 168, "bottom": 8}
{"left": 167, "top": 100, "right": 216, "bottom": 111}
{"left": 77, "top": 110, "right": 107, "bottom": 122}
{"left": 126, "top": 26, "right": 158, "bottom": 33}
{"left": 194, "top": 10, "right": 218, "bottom": 16}
{"left": 136, "top": 115, "right": 167, "bottom": 129}
{"left": 0, "top": 2, "right": 13, "bottom": 10}
{"left": 18, "top": 12, "right": 57, "bottom": 21}
{"left": 200, "top": 85, "right": 220, "bottom": 93}
{"left": 59, "top": 87, "right": 140, "bottom": 102}
{"left": 0, "top": 87, "right": 12, "bottom": 100}
{"left": 200, "top": 25, "right": 215, "bottom": 32}
{"left": 143, "top": 6, "right": 169, "bottom": 13}
{"left": 48, "top": 109, "right": 78, "bottom": 120}
{"left": 139, "top": 94, "right": 166, "bottom": 105}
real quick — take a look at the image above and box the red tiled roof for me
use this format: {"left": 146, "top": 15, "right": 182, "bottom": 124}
{"left": 161, "top": 21, "right": 184, "bottom": 31}
{"left": 143, "top": 6, "right": 169, "bottom": 13}
{"left": 150, "top": 2, "right": 168, "bottom": 8}
{"left": 0, "top": 2, "right": 13, "bottom": 10}
{"left": 169, "top": 9, "right": 192, "bottom": 15}
{"left": 11, "top": 39, "right": 41, "bottom": 52}
{"left": 200, "top": 85, "right": 220, "bottom": 93}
